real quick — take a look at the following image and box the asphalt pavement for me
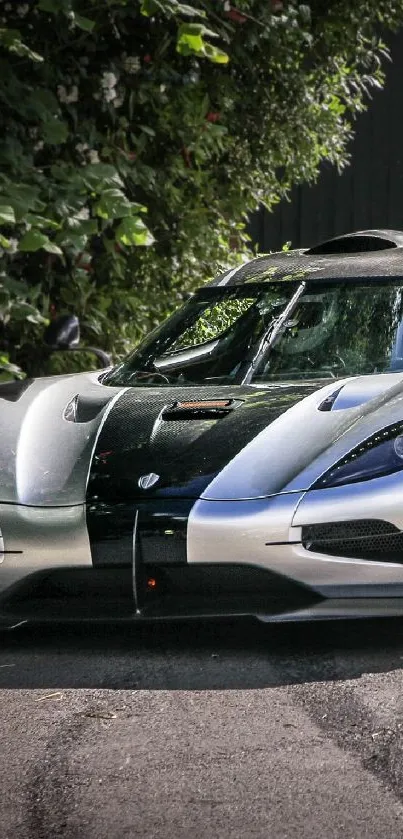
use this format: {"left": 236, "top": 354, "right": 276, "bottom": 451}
{"left": 2, "top": 618, "right": 403, "bottom": 838}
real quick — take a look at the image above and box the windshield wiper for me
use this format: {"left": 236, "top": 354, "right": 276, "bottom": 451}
{"left": 238, "top": 282, "right": 307, "bottom": 385}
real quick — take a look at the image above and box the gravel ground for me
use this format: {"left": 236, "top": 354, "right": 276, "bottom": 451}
{"left": 2, "top": 618, "right": 403, "bottom": 838}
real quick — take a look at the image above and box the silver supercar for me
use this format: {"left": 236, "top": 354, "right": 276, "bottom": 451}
{"left": 4, "top": 228, "right": 403, "bottom": 626}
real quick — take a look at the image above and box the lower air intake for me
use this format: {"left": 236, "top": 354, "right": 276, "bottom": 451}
{"left": 302, "top": 519, "right": 403, "bottom": 562}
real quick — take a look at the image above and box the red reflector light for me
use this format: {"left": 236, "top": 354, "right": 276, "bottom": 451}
{"left": 147, "top": 577, "right": 157, "bottom": 590}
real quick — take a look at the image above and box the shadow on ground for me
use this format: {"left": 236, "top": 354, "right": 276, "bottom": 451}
{"left": 1, "top": 617, "right": 403, "bottom": 691}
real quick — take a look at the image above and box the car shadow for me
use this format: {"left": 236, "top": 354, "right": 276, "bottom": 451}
{"left": 1, "top": 617, "right": 403, "bottom": 691}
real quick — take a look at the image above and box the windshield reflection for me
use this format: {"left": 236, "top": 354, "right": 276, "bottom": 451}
{"left": 104, "top": 280, "right": 403, "bottom": 387}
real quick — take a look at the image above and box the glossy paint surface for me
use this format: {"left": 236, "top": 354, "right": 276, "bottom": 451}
{"left": 0, "top": 372, "right": 123, "bottom": 506}
{"left": 87, "top": 382, "right": 324, "bottom": 503}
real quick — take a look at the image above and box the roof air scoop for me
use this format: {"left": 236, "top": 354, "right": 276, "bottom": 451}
{"left": 306, "top": 229, "right": 403, "bottom": 255}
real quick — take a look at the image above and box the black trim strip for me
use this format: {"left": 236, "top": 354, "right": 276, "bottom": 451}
{"left": 132, "top": 510, "right": 141, "bottom": 615}
{"left": 265, "top": 541, "right": 301, "bottom": 546}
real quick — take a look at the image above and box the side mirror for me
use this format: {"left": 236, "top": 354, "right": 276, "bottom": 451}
{"left": 43, "top": 314, "right": 80, "bottom": 350}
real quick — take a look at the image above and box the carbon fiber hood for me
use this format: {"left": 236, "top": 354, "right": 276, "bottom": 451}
{"left": 87, "top": 371, "right": 403, "bottom": 504}
{"left": 86, "top": 383, "right": 323, "bottom": 502}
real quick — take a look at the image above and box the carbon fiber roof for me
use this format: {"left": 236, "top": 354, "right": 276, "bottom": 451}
{"left": 211, "top": 229, "right": 403, "bottom": 287}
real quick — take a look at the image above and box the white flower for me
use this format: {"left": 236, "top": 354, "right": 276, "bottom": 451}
{"left": 66, "top": 85, "right": 79, "bottom": 104}
{"left": 101, "top": 72, "right": 118, "bottom": 90}
{"left": 113, "top": 95, "right": 124, "bottom": 109}
{"left": 17, "top": 4, "right": 29, "bottom": 16}
{"left": 34, "top": 140, "right": 44, "bottom": 152}
{"left": 75, "top": 207, "right": 90, "bottom": 220}
{"left": 88, "top": 149, "right": 100, "bottom": 164}
{"left": 104, "top": 87, "right": 117, "bottom": 103}
{"left": 76, "top": 142, "right": 89, "bottom": 153}
{"left": 57, "top": 85, "right": 68, "bottom": 103}
{"left": 57, "top": 84, "right": 79, "bottom": 104}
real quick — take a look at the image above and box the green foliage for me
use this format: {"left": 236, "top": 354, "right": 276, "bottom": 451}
{"left": 1, "top": 0, "right": 403, "bottom": 378}
{"left": 171, "top": 297, "right": 254, "bottom": 349}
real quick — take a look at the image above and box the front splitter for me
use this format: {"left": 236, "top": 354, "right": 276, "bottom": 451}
{"left": 2, "top": 565, "right": 403, "bottom": 628}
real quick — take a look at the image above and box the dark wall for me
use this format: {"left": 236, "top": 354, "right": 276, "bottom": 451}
{"left": 251, "top": 31, "right": 403, "bottom": 252}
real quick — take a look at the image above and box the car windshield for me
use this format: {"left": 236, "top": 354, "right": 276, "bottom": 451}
{"left": 104, "top": 279, "right": 403, "bottom": 387}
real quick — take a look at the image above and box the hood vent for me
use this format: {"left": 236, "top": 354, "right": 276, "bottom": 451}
{"left": 306, "top": 230, "right": 401, "bottom": 256}
{"left": 161, "top": 399, "right": 243, "bottom": 421}
{"left": 317, "top": 386, "right": 345, "bottom": 412}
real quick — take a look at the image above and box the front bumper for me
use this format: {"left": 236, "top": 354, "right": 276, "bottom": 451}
{"left": 3, "top": 485, "right": 403, "bottom": 627}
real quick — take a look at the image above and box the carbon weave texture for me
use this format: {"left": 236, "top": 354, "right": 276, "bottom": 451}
{"left": 87, "top": 383, "right": 318, "bottom": 502}
{"left": 212, "top": 249, "right": 403, "bottom": 287}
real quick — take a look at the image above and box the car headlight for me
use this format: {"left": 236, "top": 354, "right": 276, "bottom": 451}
{"left": 314, "top": 422, "right": 403, "bottom": 489}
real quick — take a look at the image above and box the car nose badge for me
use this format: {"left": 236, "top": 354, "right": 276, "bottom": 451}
{"left": 138, "top": 473, "right": 160, "bottom": 490}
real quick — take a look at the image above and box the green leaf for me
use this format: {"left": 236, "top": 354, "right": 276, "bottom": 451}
{"left": 29, "top": 88, "right": 60, "bottom": 120}
{"left": 4, "top": 185, "right": 45, "bottom": 221}
{"left": 95, "top": 188, "right": 133, "bottom": 220}
{"left": 141, "top": 0, "right": 159, "bottom": 15}
{"left": 42, "top": 118, "right": 68, "bottom": 145}
{"left": 65, "top": 217, "right": 98, "bottom": 235}
{"left": 10, "top": 302, "right": 47, "bottom": 325}
{"left": 25, "top": 214, "right": 60, "bottom": 230}
{"left": 0, "top": 234, "right": 10, "bottom": 248}
{"left": 0, "top": 29, "right": 43, "bottom": 62}
{"left": 18, "top": 229, "right": 61, "bottom": 255}
{"left": 0, "top": 205, "right": 16, "bottom": 225}
{"left": 176, "top": 23, "right": 228, "bottom": 63}
{"left": 115, "top": 216, "right": 155, "bottom": 247}
{"left": 74, "top": 13, "right": 96, "bottom": 32}
{"left": 18, "top": 230, "right": 48, "bottom": 252}
{"left": 37, "top": 0, "right": 62, "bottom": 11}
{"left": 0, "top": 354, "right": 22, "bottom": 377}
{"left": 141, "top": 0, "right": 205, "bottom": 18}
{"left": 80, "top": 164, "right": 124, "bottom": 191}
{"left": 173, "top": 3, "right": 205, "bottom": 17}
{"left": 131, "top": 203, "right": 148, "bottom": 214}
{"left": 203, "top": 44, "right": 229, "bottom": 64}
{"left": 177, "top": 32, "right": 203, "bottom": 56}
{"left": 140, "top": 125, "right": 156, "bottom": 137}
{"left": 43, "top": 241, "right": 63, "bottom": 255}
{"left": 57, "top": 232, "right": 88, "bottom": 252}
{"left": 179, "top": 23, "right": 218, "bottom": 39}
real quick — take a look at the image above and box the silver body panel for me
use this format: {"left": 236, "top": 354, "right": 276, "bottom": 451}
{"left": 0, "top": 503, "right": 92, "bottom": 594}
{"left": 0, "top": 372, "right": 123, "bottom": 506}
{"left": 201, "top": 374, "right": 403, "bottom": 500}
{"left": 3, "top": 363, "right": 403, "bottom": 621}
{"left": 187, "top": 493, "right": 403, "bottom": 596}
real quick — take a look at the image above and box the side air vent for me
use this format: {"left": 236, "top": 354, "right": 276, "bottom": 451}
{"left": 302, "top": 519, "right": 403, "bottom": 562}
{"left": 306, "top": 230, "right": 400, "bottom": 256}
